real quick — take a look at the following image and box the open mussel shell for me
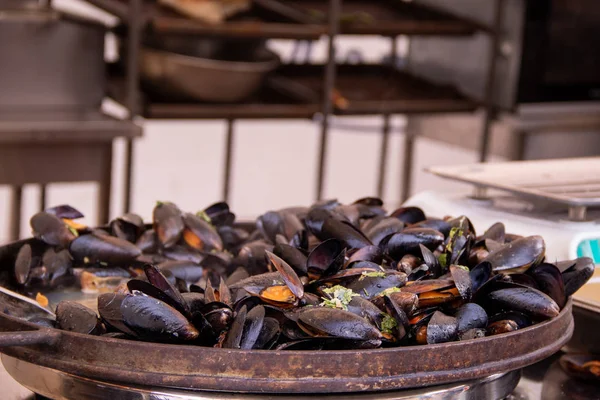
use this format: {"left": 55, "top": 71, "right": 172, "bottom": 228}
{"left": 265, "top": 251, "right": 304, "bottom": 299}
{"left": 346, "top": 245, "right": 383, "bottom": 266}
{"left": 111, "top": 213, "right": 144, "bottom": 243}
{"left": 412, "top": 219, "right": 452, "bottom": 238}
{"left": 297, "top": 307, "right": 383, "bottom": 341}
{"left": 182, "top": 212, "right": 223, "bottom": 252}
{"left": 383, "top": 295, "right": 409, "bottom": 341}
{"left": 30, "top": 211, "right": 76, "bottom": 247}
{"left": 56, "top": 300, "right": 104, "bottom": 335}
{"left": 306, "top": 239, "right": 346, "bottom": 280}
{"left": 143, "top": 264, "right": 190, "bottom": 316}
{"left": 484, "top": 235, "right": 545, "bottom": 274}
{"left": 153, "top": 201, "right": 184, "bottom": 248}
{"left": 234, "top": 240, "right": 273, "bottom": 275}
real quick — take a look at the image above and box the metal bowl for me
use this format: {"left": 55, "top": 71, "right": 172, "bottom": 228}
{"left": 139, "top": 46, "right": 280, "bottom": 103}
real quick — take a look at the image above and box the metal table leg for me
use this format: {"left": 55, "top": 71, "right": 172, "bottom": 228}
{"left": 98, "top": 143, "right": 113, "bottom": 225}
{"left": 39, "top": 184, "right": 47, "bottom": 211}
{"left": 222, "top": 119, "right": 235, "bottom": 202}
{"left": 10, "top": 185, "right": 23, "bottom": 241}
{"left": 315, "top": 0, "right": 341, "bottom": 201}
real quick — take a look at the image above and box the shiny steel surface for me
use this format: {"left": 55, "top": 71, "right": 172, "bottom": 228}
{"left": 1, "top": 355, "right": 521, "bottom": 400}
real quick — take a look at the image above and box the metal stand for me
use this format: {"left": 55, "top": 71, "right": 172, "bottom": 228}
{"left": 315, "top": 0, "right": 341, "bottom": 201}
{"left": 222, "top": 119, "right": 235, "bottom": 202}
{"left": 122, "top": 0, "right": 142, "bottom": 214}
{"left": 376, "top": 37, "right": 398, "bottom": 199}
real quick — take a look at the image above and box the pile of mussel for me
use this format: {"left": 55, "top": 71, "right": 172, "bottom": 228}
{"left": 1, "top": 198, "right": 594, "bottom": 350}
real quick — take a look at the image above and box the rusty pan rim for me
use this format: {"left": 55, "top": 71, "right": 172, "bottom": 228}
{"left": 0, "top": 300, "right": 574, "bottom": 393}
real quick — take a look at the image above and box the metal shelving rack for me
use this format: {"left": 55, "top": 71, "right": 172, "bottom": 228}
{"left": 86, "top": 0, "right": 501, "bottom": 212}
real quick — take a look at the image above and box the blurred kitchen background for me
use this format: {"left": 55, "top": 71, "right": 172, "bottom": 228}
{"left": 1, "top": 0, "right": 599, "bottom": 242}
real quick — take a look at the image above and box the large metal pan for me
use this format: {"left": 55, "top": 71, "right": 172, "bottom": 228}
{"left": 0, "top": 298, "right": 573, "bottom": 394}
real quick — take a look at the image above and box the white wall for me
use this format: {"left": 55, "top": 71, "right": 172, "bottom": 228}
{"left": 0, "top": 0, "right": 501, "bottom": 242}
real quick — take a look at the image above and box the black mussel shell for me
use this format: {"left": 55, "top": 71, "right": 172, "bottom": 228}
{"left": 143, "top": 264, "right": 190, "bottom": 315}
{"left": 56, "top": 301, "right": 103, "bottom": 335}
{"left": 253, "top": 317, "right": 280, "bottom": 350}
{"left": 203, "top": 201, "right": 235, "bottom": 227}
{"left": 413, "top": 219, "right": 452, "bottom": 238}
{"left": 136, "top": 230, "right": 159, "bottom": 254}
{"left": 121, "top": 294, "right": 199, "bottom": 341}
{"left": 181, "top": 292, "right": 205, "bottom": 313}
{"left": 427, "top": 311, "right": 458, "bottom": 344}
{"left": 42, "top": 248, "right": 72, "bottom": 283}
{"left": 347, "top": 245, "right": 383, "bottom": 266}
{"left": 450, "top": 265, "right": 472, "bottom": 301}
{"left": 527, "top": 263, "right": 566, "bottom": 308}
{"left": 562, "top": 257, "right": 595, "bottom": 297}
{"left": 182, "top": 213, "right": 223, "bottom": 252}
{"left": 265, "top": 251, "right": 304, "bottom": 299}
{"left": 15, "top": 244, "right": 34, "bottom": 285}
{"left": 240, "top": 305, "right": 265, "bottom": 350}
{"left": 158, "top": 260, "right": 203, "bottom": 283}
{"left": 470, "top": 261, "right": 493, "bottom": 294}
{"left": 488, "top": 287, "right": 560, "bottom": 319}
{"left": 274, "top": 243, "right": 307, "bottom": 275}
{"left": 98, "top": 293, "right": 138, "bottom": 337}
{"left": 383, "top": 295, "right": 409, "bottom": 341}
{"left": 365, "top": 218, "right": 405, "bottom": 246}
{"left": 297, "top": 307, "right": 383, "bottom": 341}
{"left": 30, "top": 212, "right": 76, "bottom": 247}
{"left": 69, "top": 232, "right": 141, "bottom": 265}
{"left": 345, "top": 271, "right": 407, "bottom": 299}
{"left": 455, "top": 303, "right": 488, "bottom": 334}
{"left": 306, "top": 239, "right": 346, "bottom": 280}
{"left": 383, "top": 228, "right": 444, "bottom": 261}
{"left": 390, "top": 207, "right": 426, "bottom": 225}
{"left": 153, "top": 202, "right": 184, "bottom": 248}
{"left": 45, "top": 205, "right": 84, "bottom": 220}
{"left": 484, "top": 235, "right": 545, "bottom": 274}
{"left": 321, "top": 217, "right": 372, "bottom": 250}
{"left": 223, "top": 305, "right": 247, "bottom": 349}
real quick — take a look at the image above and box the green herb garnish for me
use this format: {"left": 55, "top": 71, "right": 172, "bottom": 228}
{"left": 320, "top": 285, "right": 359, "bottom": 311}
{"left": 67, "top": 226, "right": 79, "bottom": 237}
{"left": 196, "top": 210, "right": 212, "bottom": 224}
{"left": 438, "top": 253, "right": 448, "bottom": 268}
{"left": 361, "top": 271, "right": 386, "bottom": 278}
{"left": 363, "top": 288, "right": 369, "bottom": 297}
{"left": 381, "top": 313, "right": 398, "bottom": 335}
{"left": 455, "top": 265, "right": 470, "bottom": 271}
{"left": 156, "top": 201, "right": 164, "bottom": 207}
{"left": 379, "top": 287, "right": 402, "bottom": 297}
